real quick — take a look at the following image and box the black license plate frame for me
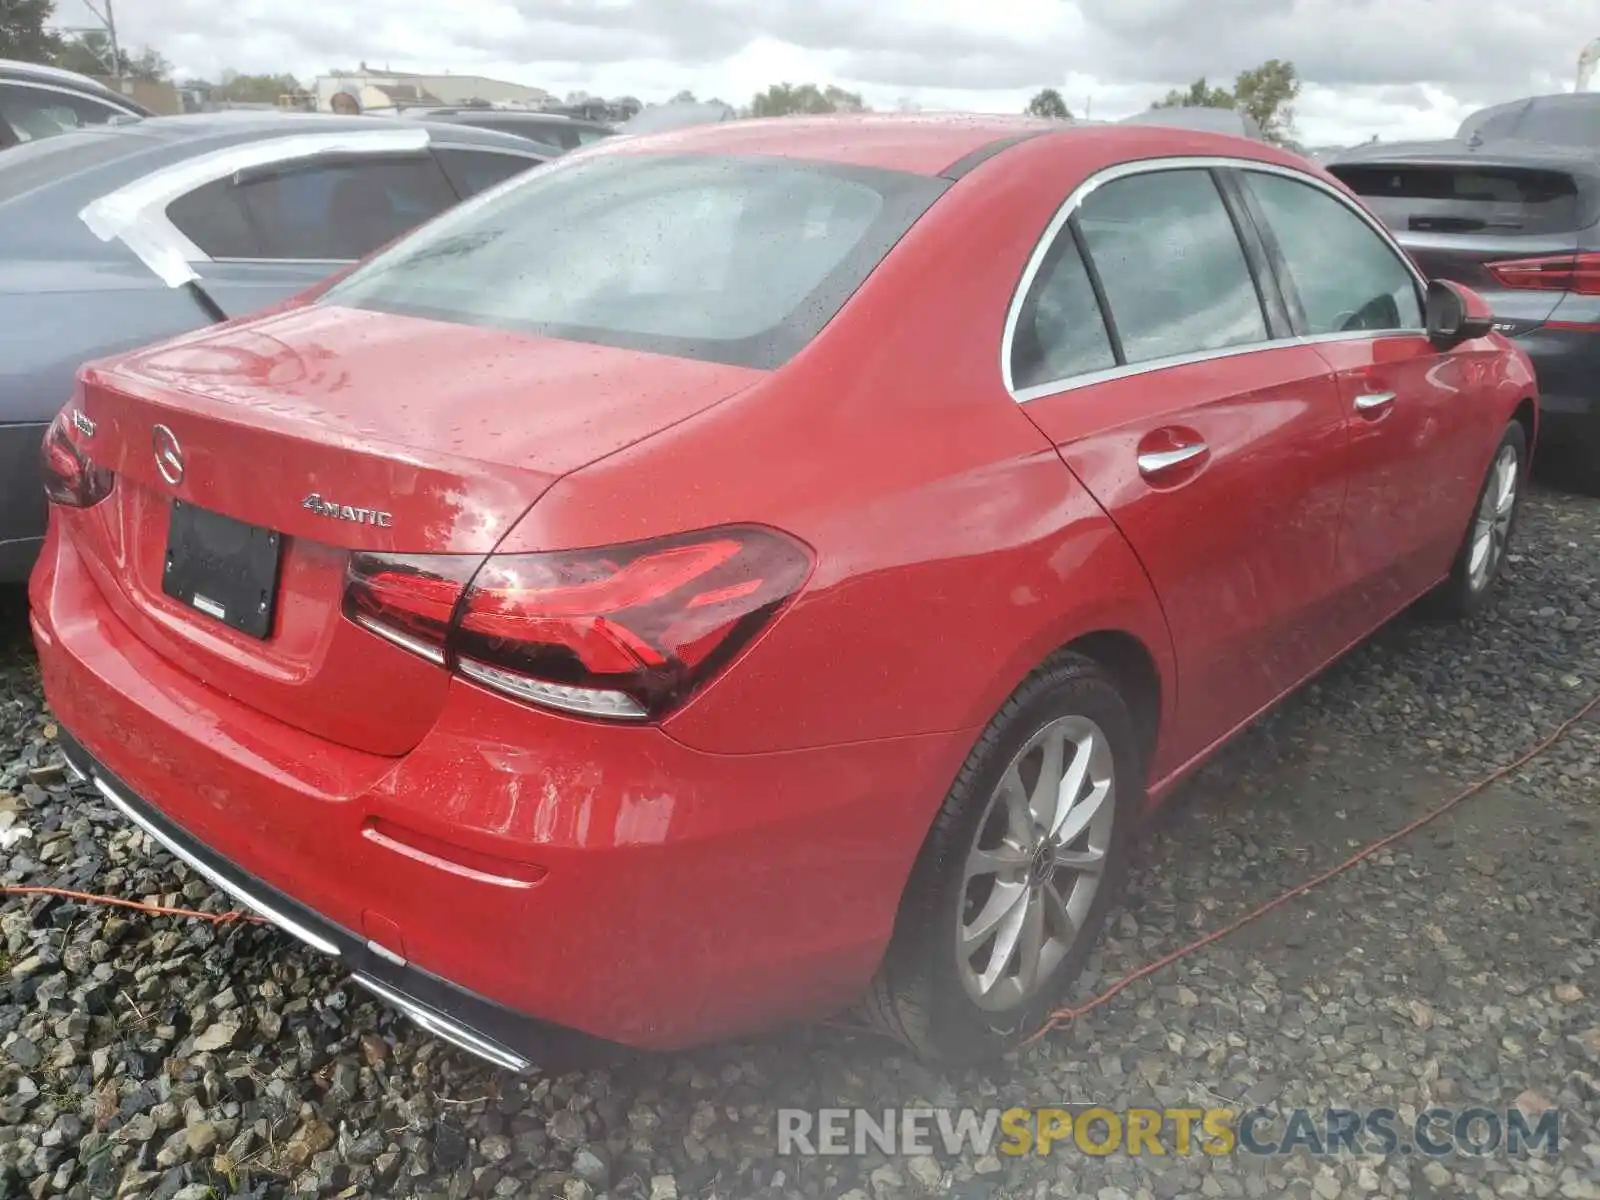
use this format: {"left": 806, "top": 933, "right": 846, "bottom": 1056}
{"left": 162, "top": 499, "right": 283, "bottom": 640}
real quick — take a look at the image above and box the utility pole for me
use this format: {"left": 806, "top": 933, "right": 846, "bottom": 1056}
{"left": 1579, "top": 37, "right": 1600, "bottom": 92}
{"left": 77, "top": 0, "right": 122, "bottom": 79}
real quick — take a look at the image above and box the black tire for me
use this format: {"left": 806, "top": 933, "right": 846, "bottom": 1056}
{"left": 864, "top": 652, "right": 1142, "bottom": 1064}
{"left": 1422, "top": 420, "right": 1527, "bottom": 621}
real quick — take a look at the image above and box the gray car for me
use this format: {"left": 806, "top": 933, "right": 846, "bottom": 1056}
{"left": 0, "top": 58, "right": 152, "bottom": 148}
{"left": 1326, "top": 124, "right": 1600, "bottom": 489}
{"left": 0, "top": 111, "right": 550, "bottom": 581}
{"left": 372, "top": 106, "right": 612, "bottom": 152}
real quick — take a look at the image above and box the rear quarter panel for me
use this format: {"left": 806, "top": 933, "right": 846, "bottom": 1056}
{"left": 500, "top": 131, "right": 1187, "bottom": 758}
{"left": 0, "top": 266, "right": 211, "bottom": 424}
{"left": 0, "top": 271, "right": 209, "bottom": 565}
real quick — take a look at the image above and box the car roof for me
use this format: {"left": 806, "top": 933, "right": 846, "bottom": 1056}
{"left": 430, "top": 109, "right": 608, "bottom": 126}
{"left": 0, "top": 55, "right": 154, "bottom": 115}
{"left": 74, "top": 110, "right": 545, "bottom": 150}
{"left": 1457, "top": 92, "right": 1600, "bottom": 143}
{"left": 1117, "top": 106, "right": 1266, "bottom": 140}
{"left": 1326, "top": 135, "right": 1600, "bottom": 178}
{"left": 587, "top": 111, "right": 1298, "bottom": 177}
{"left": 0, "top": 113, "right": 550, "bottom": 246}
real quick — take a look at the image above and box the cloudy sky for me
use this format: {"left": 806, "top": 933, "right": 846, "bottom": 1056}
{"left": 53, "top": 0, "right": 1595, "bottom": 146}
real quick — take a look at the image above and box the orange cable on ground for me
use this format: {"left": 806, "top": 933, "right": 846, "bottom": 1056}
{"left": 0, "top": 884, "right": 267, "bottom": 926}
{"left": 1020, "top": 691, "right": 1600, "bottom": 1048}
{"left": 1, "top": 694, "right": 1595, "bottom": 1047}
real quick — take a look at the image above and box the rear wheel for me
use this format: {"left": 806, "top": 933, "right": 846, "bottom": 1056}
{"left": 1423, "top": 421, "right": 1526, "bottom": 620}
{"left": 864, "top": 653, "right": 1140, "bottom": 1063}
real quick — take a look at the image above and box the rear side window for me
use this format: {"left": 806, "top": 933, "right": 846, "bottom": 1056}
{"left": 1010, "top": 234, "right": 1116, "bottom": 390}
{"left": 167, "top": 178, "right": 259, "bottom": 258}
{"left": 0, "top": 82, "right": 127, "bottom": 144}
{"left": 240, "top": 155, "right": 456, "bottom": 260}
{"left": 170, "top": 156, "right": 458, "bottom": 261}
{"left": 1243, "top": 172, "right": 1422, "bottom": 336}
{"left": 1075, "top": 169, "right": 1269, "bottom": 365}
{"left": 433, "top": 148, "right": 541, "bottom": 198}
{"left": 538, "top": 124, "right": 581, "bottom": 150}
{"left": 1329, "top": 163, "right": 1584, "bottom": 237}
{"left": 322, "top": 154, "right": 948, "bottom": 369}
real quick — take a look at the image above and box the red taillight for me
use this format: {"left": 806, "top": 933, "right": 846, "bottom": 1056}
{"left": 1487, "top": 252, "right": 1600, "bottom": 295}
{"left": 343, "top": 553, "right": 480, "bottom": 663}
{"left": 40, "top": 409, "right": 114, "bottom": 508}
{"left": 343, "top": 526, "right": 813, "bottom": 721}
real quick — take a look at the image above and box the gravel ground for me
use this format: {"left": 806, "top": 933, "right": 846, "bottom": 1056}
{"left": 1, "top": 483, "right": 1597, "bottom": 1200}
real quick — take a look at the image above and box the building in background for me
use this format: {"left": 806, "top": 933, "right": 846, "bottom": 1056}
{"left": 313, "top": 66, "right": 553, "bottom": 112}
{"left": 89, "top": 75, "right": 179, "bottom": 115}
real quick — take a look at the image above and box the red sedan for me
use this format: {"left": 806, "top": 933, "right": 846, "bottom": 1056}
{"left": 30, "top": 115, "right": 1534, "bottom": 1068}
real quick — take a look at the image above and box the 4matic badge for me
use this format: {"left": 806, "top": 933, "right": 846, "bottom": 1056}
{"left": 302, "top": 493, "right": 393, "bottom": 527}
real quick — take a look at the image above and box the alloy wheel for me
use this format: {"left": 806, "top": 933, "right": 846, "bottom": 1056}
{"left": 1468, "top": 444, "right": 1519, "bottom": 593}
{"left": 956, "top": 714, "right": 1116, "bottom": 1012}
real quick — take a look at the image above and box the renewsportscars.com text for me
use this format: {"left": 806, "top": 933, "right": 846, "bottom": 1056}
{"left": 777, "top": 1105, "right": 1561, "bottom": 1158}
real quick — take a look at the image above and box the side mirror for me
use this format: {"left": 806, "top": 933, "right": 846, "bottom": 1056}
{"left": 1425, "top": 278, "right": 1495, "bottom": 350}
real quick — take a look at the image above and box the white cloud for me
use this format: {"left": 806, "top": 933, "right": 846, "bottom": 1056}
{"left": 48, "top": 0, "right": 1598, "bottom": 146}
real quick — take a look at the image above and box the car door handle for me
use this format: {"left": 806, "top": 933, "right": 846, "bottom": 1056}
{"left": 1136, "top": 442, "right": 1208, "bottom": 478}
{"left": 1353, "top": 391, "right": 1396, "bottom": 414}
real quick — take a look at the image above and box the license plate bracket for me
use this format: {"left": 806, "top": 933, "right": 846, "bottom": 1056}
{"left": 162, "top": 500, "right": 282, "bottom": 640}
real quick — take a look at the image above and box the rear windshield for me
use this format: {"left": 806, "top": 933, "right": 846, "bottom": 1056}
{"left": 0, "top": 126, "right": 146, "bottom": 206}
{"left": 320, "top": 153, "right": 947, "bottom": 368}
{"left": 1328, "top": 163, "right": 1586, "bottom": 237}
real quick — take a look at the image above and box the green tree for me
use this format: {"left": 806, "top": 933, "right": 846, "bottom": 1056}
{"left": 1025, "top": 87, "right": 1071, "bottom": 120}
{"left": 1233, "top": 58, "right": 1300, "bottom": 145}
{"left": 1153, "top": 76, "right": 1236, "bottom": 110}
{"left": 0, "top": 0, "right": 61, "bottom": 62}
{"left": 1150, "top": 60, "right": 1301, "bottom": 145}
{"left": 748, "top": 82, "right": 867, "bottom": 117}
{"left": 213, "top": 69, "right": 302, "bottom": 104}
{"left": 669, "top": 88, "right": 698, "bottom": 104}
{"left": 54, "top": 30, "right": 171, "bottom": 80}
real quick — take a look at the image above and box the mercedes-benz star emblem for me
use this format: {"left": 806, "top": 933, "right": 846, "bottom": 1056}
{"left": 152, "top": 424, "right": 184, "bottom": 486}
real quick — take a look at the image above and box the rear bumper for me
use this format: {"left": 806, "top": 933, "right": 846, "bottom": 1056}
{"left": 30, "top": 514, "right": 966, "bottom": 1059}
{"left": 57, "top": 731, "right": 571, "bottom": 1072}
{"left": 1516, "top": 325, "right": 1600, "bottom": 454}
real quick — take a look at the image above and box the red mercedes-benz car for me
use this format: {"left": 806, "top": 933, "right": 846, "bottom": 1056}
{"left": 30, "top": 115, "right": 1535, "bottom": 1068}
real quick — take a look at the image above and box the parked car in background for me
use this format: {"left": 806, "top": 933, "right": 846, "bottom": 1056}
{"left": 1118, "top": 106, "right": 1265, "bottom": 141}
{"left": 31, "top": 115, "right": 1535, "bottom": 1068}
{"left": 1456, "top": 92, "right": 1600, "bottom": 148}
{"left": 1326, "top": 137, "right": 1600, "bottom": 487}
{"left": 0, "top": 112, "right": 549, "bottom": 581}
{"left": 370, "top": 105, "right": 611, "bottom": 152}
{"left": 0, "top": 58, "right": 152, "bottom": 147}
{"left": 613, "top": 99, "right": 738, "bottom": 136}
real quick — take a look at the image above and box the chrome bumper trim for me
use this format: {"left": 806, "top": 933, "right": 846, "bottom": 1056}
{"left": 92, "top": 775, "right": 342, "bottom": 957}
{"left": 352, "top": 973, "right": 530, "bottom": 1072}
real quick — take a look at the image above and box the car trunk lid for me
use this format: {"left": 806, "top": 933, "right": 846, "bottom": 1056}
{"left": 69, "top": 303, "right": 765, "bottom": 755}
{"left": 1327, "top": 151, "right": 1599, "bottom": 330}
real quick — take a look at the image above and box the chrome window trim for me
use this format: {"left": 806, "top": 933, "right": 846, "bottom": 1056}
{"left": 0, "top": 77, "right": 142, "bottom": 119}
{"left": 1296, "top": 328, "right": 1428, "bottom": 348}
{"left": 1012, "top": 339, "right": 1276, "bottom": 403}
{"left": 78, "top": 127, "right": 433, "bottom": 288}
{"left": 1001, "top": 155, "right": 1432, "bottom": 404}
{"left": 210, "top": 256, "right": 358, "bottom": 266}
{"left": 428, "top": 140, "right": 547, "bottom": 165}
{"left": 1010, "top": 329, "right": 1432, "bottom": 403}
